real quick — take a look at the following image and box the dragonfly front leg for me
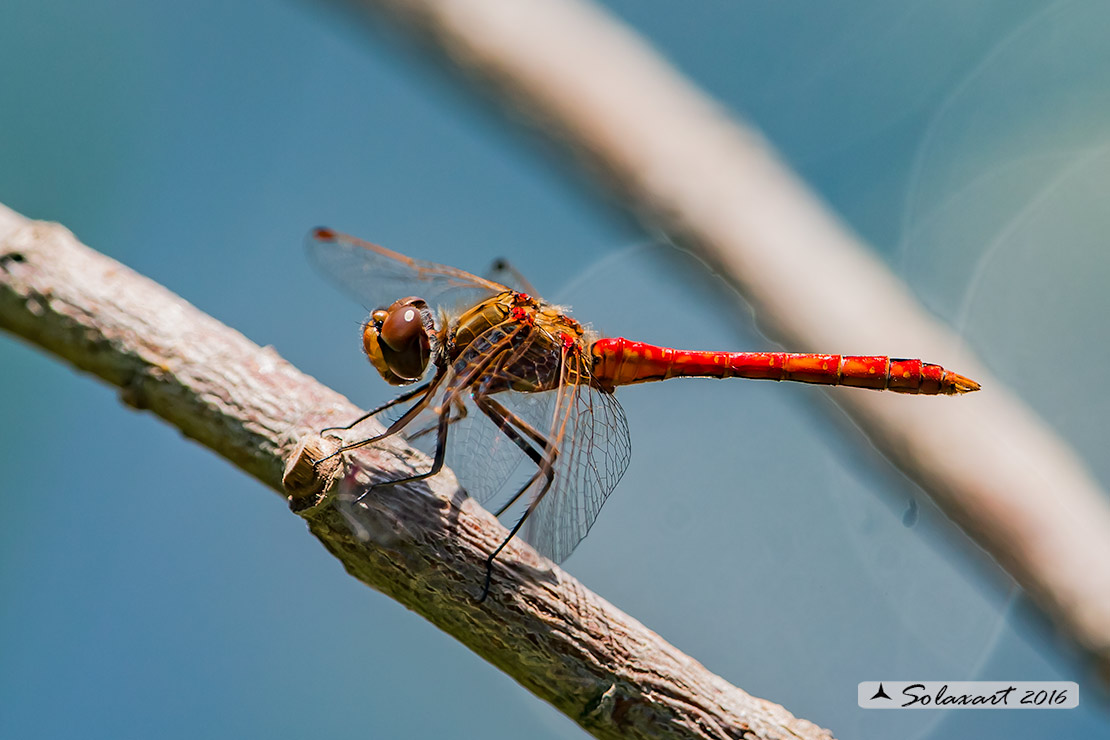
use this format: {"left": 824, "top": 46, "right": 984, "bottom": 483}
{"left": 474, "top": 395, "right": 559, "bottom": 603}
{"left": 312, "top": 372, "right": 445, "bottom": 465}
{"left": 357, "top": 390, "right": 456, "bottom": 499}
{"left": 318, "top": 381, "right": 432, "bottom": 435}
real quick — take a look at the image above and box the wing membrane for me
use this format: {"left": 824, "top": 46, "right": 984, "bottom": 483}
{"left": 307, "top": 228, "right": 509, "bottom": 313}
{"left": 522, "top": 371, "right": 631, "bottom": 563}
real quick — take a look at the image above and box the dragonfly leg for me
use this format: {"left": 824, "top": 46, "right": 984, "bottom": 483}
{"left": 406, "top": 396, "right": 468, "bottom": 443}
{"left": 474, "top": 396, "right": 556, "bottom": 516}
{"left": 318, "top": 381, "right": 432, "bottom": 435}
{"left": 312, "top": 372, "right": 444, "bottom": 465}
{"left": 477, "top": 466, "right": 556, "bottom": 603}
{"left": 473, "top": 395, "right": 559, "bottom": 603}
{"left": 361, "top": 389, "right": 456, "bottom": 494}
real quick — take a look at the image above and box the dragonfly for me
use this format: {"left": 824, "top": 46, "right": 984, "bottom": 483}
{"left": 307, "top": 227, "right": 980, "bottom": 600}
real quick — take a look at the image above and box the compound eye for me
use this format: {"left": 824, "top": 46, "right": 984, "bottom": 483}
{"left": 363, "top": 297, "right": 430, "bottom": 384}
{"left": 379, "top": 300, "right": 422, "bottom": 350}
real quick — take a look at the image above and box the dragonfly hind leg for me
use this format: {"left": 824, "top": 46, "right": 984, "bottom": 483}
{"left": 473, "top": 395, "right": 558, "bottom": 603}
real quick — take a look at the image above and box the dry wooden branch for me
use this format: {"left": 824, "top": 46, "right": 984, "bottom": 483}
{"left": 0, "top": 202, "right": 835, "bottom": 739}
{"left": 351, "top": 0, "right": 1110, "bottom": 670}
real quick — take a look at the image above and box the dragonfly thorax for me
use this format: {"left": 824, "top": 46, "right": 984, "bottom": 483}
{"left": 362, "top": 296, "right": 436, "bottom": 385}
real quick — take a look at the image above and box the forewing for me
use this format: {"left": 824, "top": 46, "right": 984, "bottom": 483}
{"left": 307, "top": 228, "right": 509, "bottom": 313}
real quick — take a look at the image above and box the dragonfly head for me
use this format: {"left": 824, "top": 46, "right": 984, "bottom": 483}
{"left": 363, "top": 297, "right": 433, "bottom": 385}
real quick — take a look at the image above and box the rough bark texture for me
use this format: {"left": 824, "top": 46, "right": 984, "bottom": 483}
{"left": 0, "top": 203, "right": 835, "bottom": 740}
{"left": 349, "top": 0, "right": 1110, "bottom": 671}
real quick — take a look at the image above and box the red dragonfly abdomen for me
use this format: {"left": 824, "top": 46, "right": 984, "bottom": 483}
{"left": 590, "top": 338, "right": 980, "bottom": 395}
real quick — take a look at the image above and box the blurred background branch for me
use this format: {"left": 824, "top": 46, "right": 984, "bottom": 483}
{"left": 0, "top": 202, "right": 835, "bottom": 740}
{"left": 346, "top": 0, "right": 1110, "bottom": 670}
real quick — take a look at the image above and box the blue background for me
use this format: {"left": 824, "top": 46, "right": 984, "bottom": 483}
{"left": 2, "top": 1, "right": 1109, "bottom": 738}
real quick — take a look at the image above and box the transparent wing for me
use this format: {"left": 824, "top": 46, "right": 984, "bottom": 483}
{"left": 393, "top": 384, "right": 544, "bottom": 508}
{"left": 447, "top": 390, "right": 558, "bottom": 507}
{"left": 307, "top": 227, "right": 510, "bottom": 313}
{"left": 521, "top": 375, "right": 631, "bottom": 564}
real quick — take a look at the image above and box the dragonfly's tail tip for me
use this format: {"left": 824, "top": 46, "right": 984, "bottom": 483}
{"left": 946, "top": 372, "right": 981, "bottom": 394}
